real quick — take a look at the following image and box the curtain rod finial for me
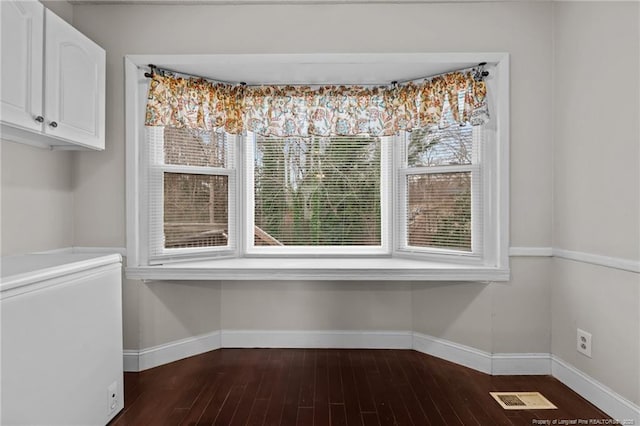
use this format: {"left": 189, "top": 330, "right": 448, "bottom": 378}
{"left": 473, "top": 63, "right": 490, "bottom": 81}
{"left": 144, "top": 64, "right": 157, "bottom": 78}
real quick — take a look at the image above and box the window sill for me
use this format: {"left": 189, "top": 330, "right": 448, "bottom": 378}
{"left": 126, "top": 257, "right": 510, "bottom": 281}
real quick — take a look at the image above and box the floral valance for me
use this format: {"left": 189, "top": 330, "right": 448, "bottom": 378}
{"left": 145, "top": 70, "right": 489, "bottom": 137}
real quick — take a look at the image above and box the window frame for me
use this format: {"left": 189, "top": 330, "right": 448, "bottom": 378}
{"left": 124, "top": 53, "right": 510, "bottom": 281}
{"left": 243, "top": 132, "right": 393, "bottom": 257}
{"left": 394, "top": 125, "right": 491, "bottom": 266}
{"left": 145, "top": 127, "right": 238, "bottom": 265}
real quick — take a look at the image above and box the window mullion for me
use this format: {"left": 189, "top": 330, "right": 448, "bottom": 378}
{"left": 244, "top": 132, "right": 255, "bottom": 254}
{"left": 380, "top": 136, "right": 392, "bottom": 254}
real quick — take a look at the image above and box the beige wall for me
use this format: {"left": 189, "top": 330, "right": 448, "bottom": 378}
{"left": 71, "top": 0, "right": 554, "bottom": 352}
{"left": 40, "top": 0, "right": 73, "bottom": 24}
{"left": 138, "top": 280, "right": 222, "bottom": 349}
{"left": 412, "top": 281, "right": 494, "bottom": 352}
{"left": 221, "top": 281, "right": 412, "bottom": 331}
{"left": 551, "top": 2, "right": 640, "bottom": 405}
{"left": 71, "top": 1, "right": 553, "bottom": 249}
{"left": 491, "top": 258, "right": 552, "bottom": 354}
{"left": 552, "top": 259, "right": 639, "bottom": 404}
{"left": 0, "top": 1, "right": 75, "bottom": 256}
{"left": 553, "top": 2, "right": 640, "bottom": 260}
{"left": 412, "top": 258, "right": 552, "bottom": 354}
{"left": 0, "top": 142, "right": 74, "bottom": 256}
{"left": 3, "top": 0, "right": 638, "bottom": 407}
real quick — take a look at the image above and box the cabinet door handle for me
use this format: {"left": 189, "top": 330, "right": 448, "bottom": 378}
{"left": 35, "top": 116, "right": 44, "bottom": 123}
{"left": 49, "top": 121, "right": 58, "bottom": 128}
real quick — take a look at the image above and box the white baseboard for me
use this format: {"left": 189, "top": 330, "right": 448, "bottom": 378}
{"left": 411, "top": 334, "right": 552, "bottom": 376}
{"left": 121, "top": 330, "right": 640, "bottom": 424}
{"left": 124, "top": 329, "right": 410, "bottom": 372}
{"left": 123, "top": 331, "right": 221, "bottom": 372}
{"left": 412, "top": 332, "right": 493, "bottom": 374}
{"left": 123, "top": 350, "right": 139, "bottom": 372}
{"left": 491, "top": 353, "right": 551, "bottom": 375}
{"left": 551, "top": 356, "right": 640, "bottom": 424}
{"left": 125, "top": 330, "right": 547, "bottom": 377}
{"left": 221, "top": 329, "right": 413, "bottom": 349}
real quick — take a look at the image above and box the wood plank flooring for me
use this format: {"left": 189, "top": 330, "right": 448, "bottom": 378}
{"left": 110, "top": 348, "right": 609, "bottom": 426}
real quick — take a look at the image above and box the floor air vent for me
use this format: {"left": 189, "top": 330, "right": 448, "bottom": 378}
{"left": 490, "top": 392, "right": 558, "bottom": 410}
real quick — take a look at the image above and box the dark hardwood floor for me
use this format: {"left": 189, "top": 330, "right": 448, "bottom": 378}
{"left": 110, "top": 348, "right": 609, "bottom": 425}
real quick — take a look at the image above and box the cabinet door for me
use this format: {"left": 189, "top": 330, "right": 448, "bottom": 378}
{"left": 0, "top": 0, "right": 44, "bottom": 132}
{"left": 44, "top": 9, "right": 105, "bottom": 150}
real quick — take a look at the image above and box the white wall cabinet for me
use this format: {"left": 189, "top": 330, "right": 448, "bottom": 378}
{"left": 0, "top": 0, "right": 105, "bottom": 150}
{"left": 0, "top": 0, "right": 44, "bottom": 133}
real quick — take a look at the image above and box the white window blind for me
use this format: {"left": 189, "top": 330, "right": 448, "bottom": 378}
{"left": 146, "top": 127, "right": 236, "bottom": 262}
{"left": 247, "top": 134, "right": 391, "bottom": 253}
{"left": 398, "top": 97, "right": 483, "bottom": 255}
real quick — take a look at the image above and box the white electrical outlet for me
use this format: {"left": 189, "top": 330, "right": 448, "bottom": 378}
{"left": 107, "top": 381, "right": 118, "bottom": 415}
{"left": 577, "top": 328, "right": 592, "bottom": 358}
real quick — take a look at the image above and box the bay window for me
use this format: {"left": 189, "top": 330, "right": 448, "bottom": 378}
{"left": 125, "top": 53, "right": 509, "bottom": 280}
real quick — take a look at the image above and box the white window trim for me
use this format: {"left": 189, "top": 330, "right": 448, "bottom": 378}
{"left": 143, "top": 122, "right": 239, "bottom": 265}
{"left": 395, "top": 133, "right": 480, "bottom": 258}
{"left": 243, "top": 132, "right": 392, "bottom": 257}
{"left": 394, "top": 124, "right": 491, "bottom": 267}
{"left": 124, "top": 53, "right": 510, "bottom": 281}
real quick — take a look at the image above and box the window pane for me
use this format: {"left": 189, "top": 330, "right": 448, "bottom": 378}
{"left": 407, "top": 125, "right": 472, "bottom": 167}
{"left": 407, "top": 172, "right": 471, "bottom": 251}
{"left": 164, "top": 173, "right": 228, "bottom": 248}
{"left": 164, "top": 127, "right": 229, "bottom": 168}
{"left": 254, "top": 136, "right": 381, "bottom": 246}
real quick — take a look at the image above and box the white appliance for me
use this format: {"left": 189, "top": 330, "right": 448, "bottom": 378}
{"left": 1, "top": 252, "right": 124, "bottom": 425}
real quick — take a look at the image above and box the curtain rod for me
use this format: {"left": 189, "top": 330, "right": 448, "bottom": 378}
{"left": 142, "top": 64, "right": 240, "bottom": 85}
{"left": 395, "top": 62, "right": 489, "bottom": 85}
{"left": 142, "top": 62, "right": 489, "bottom": 87}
